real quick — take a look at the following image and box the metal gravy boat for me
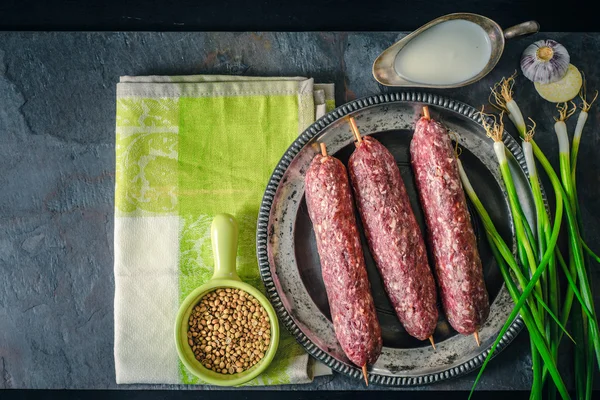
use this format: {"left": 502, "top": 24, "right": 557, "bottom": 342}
{"left": 372, "top": 13, "right": 539, "bottom": 88}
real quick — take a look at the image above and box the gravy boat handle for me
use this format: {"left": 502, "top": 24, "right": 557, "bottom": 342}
{"left": 503, "top": 21, "right": 540, "bottom": 40}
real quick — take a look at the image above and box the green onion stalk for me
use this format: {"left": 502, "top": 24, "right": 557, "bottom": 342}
{"left": 553, "top": 101, "right": 592, "bottom": 400}
{"left": 571, "top": 84, "right": 599, "bottom": 281}
{"left": 481, "top": 111, "right": 544, "bottom": 309}
{"left": 475, "top": 111, "right": 556, "bottom": 399}
{"left": 554, "top": 102, "right": 577, "bottom": 207}
{"left": 458, "top": 156, "right": 570, "bottom": 400}
{"left": 572, "top": 85, "right": 598, "bottom": 400}
{"left": 491, "top": 75, "right": 596, "bottom": 335}
{"left": 490, "top": 77, "right": 597, "bottom": 325}
{"left": 488, "top": 74, "right": 600, "bottom": 399}
{"left": 522, "top": 124, "right": 561, "bottom": 399}
{"left": 571, "top": 79, "right": 598, "bottom": 193}
{"left": 551, "top": 97, "right": 600, "bottom": 400}
{"left": 559, "top": 82, "right": 599, "bottom": 400}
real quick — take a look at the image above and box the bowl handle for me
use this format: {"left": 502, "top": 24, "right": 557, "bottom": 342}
{"left": 211, "top": 213, "right": 241, "bottom": 281}
{"left": 503, "top": 20, "right": 540, "bottom": 40}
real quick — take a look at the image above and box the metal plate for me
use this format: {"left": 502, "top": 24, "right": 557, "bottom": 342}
{"left": 256, "top": 92, "right": 534, "bottom": 386}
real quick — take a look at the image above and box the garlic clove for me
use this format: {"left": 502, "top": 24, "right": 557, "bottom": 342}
{"left": 534, "top": 64, "right": 582, "bottom": 103}
{"left": 521, "top": 39, "right": 570, "bottom": 84}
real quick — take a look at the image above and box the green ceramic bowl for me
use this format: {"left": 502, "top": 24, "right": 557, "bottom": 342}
{"left": 174, "top": 213, "right": 280, "bottom": 386}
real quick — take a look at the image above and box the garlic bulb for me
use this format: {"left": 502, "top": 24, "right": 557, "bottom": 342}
{"left": 521, "top": 39, "right": 570, "bottom": 84}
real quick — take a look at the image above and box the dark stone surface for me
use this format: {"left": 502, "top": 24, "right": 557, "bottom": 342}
{"left": 1, "top": 0, "right": 598, "bottom": 32}
{"left": 0, "top": 32, "right": 598, "bottom": 390}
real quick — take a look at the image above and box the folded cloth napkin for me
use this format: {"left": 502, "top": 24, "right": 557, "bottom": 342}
{"left": 114, "top": 75, "right": 335, "bottom": 385}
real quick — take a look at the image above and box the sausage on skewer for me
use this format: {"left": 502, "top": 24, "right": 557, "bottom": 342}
{"left": 304, "top": 143, "right": 383, "bottom": 384}
{"left": 410, "top": 106, "right": 490, "bottom": 343}
{"left": 347, "top": 118, "right": 438, "bottom": 347}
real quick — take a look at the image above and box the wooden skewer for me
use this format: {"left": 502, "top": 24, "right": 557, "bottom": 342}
{"left": 428, "top": 336, "right": 436, "bottom": 351}
{"left": 348, "top": 117, "right": 363, "bottom": 144}
{"left": 474, "top": 331, "right": 481, "bottom": 347}
{"left": 423, "top": 105, "right": 431, "bottom": 120}
{"left": 320, "top": 142, "right": 328, "bottom": 157}
{"left": 362, "top": 364, "right": 369, "bottom": 386}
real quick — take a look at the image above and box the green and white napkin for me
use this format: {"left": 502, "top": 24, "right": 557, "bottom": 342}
{"left": 113, "top": 75, "right": 334, "bottom": 385}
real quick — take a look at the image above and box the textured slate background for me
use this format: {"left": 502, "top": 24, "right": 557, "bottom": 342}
{"left": 0, "top": 31, "right": 599, "bottom": 390}
{"left": 1, "top": 0, "right": 599, "bottom": 32}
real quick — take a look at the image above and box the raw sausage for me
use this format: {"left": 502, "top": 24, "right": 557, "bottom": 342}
{"left": 410, "top": 111, "right": 490, "bottom": 336}
{"left": 304, "top": 145, "right": 383, "bottom": 368}
{"left": 348, "top": 135, "right": 438, "bottom": 341}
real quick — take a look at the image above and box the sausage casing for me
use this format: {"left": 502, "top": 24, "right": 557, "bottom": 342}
{"left": 305, "top": 152, "right": 383, "bottom": 365}
{"left": 410, "top": 117, "right": 490, "bottom": 335}
{"left": 348, "top": 136, "right": 438, "bottom": 340}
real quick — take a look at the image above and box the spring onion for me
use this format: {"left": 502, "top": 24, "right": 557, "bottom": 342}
{"left": 567, "top": 77, "right": 598, "bottom": 400}
{"left": 481, "top": 111, "right": 542, "bottom": 299}
{"left": 523, "top": 122, "right": 562, "bottom": 400}
{"left": 554, "top": 102, "right": 577, "bottom": 206}
{"left": 464, "top": 112, "right": 568, "bottom": 398}
{"left": 486, "top": 73, "right": 600, "bottom": 400}
{"left": 571, "top": 80, "right": 598, "bottom": 187}
{"left": 552, "top": 100, "right": 593, "bottom": 399}
{"left": 459, "top": 156, "right": 570, "bottom": 400}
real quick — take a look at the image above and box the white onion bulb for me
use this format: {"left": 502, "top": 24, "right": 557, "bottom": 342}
{"left": 520, "top": 39, "right": 570, "bottom": 84}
